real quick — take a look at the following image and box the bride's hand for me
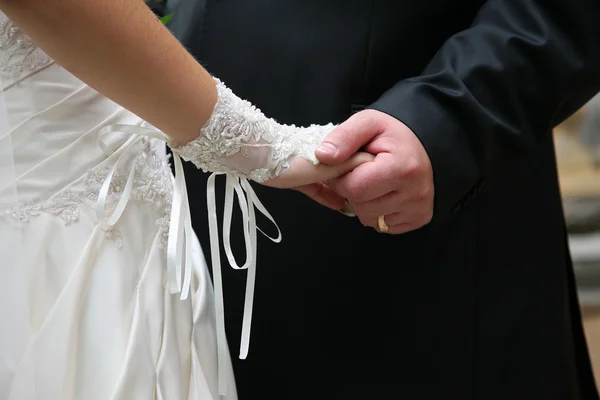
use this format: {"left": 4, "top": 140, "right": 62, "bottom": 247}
{"left": 264, "top": 152, "right": 374, "bottom": 189}
{"left": 262, "top": 152, "right": 374, "bottom": 211}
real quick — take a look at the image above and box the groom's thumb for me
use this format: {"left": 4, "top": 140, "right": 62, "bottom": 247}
{"left": 315, "top": 110, "right": 383, "bottom": 165}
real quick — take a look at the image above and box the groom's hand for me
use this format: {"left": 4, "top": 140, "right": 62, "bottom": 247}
{"left": 315, "top": 110, "right": 434, "bottom": 234}
{"left": 293, "top": 182, "right": 348, "bottom": 211}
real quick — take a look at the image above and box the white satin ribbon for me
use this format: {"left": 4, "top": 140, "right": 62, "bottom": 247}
{"left": 96, "top": 124, "right": 193, "bottom": 300}
{"left": 207, "top": 171, "right": 281, "bottom": 395}
{"left": 97, "top": 124, "right": 281, "bottom": 396}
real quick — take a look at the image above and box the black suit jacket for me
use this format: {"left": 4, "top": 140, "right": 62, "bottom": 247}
{"left": 168, "top": 1, "right": 600, "bottom": 398}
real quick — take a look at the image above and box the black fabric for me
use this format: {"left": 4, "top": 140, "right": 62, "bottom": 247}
{"left": 168, "top": 1, "right": 600, "bottom": 398}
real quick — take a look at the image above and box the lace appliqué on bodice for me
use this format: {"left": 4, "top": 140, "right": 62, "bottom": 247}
{"left": 2, "top": 140, "right": 174, "bottom": 248}
{"left": 0, "top": 13, "right": 53, "bottom": 81}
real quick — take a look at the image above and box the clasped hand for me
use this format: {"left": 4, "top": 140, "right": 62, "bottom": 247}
{"left": 264, "top": 110, "right": 434, "bottom": 234}
{"left": 298, "top": 110, "right": 435, "bottom": 234}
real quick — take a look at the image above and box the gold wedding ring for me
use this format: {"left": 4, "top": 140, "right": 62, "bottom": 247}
{"left": 377, "top": 215, "right": 389, "bottom": 233}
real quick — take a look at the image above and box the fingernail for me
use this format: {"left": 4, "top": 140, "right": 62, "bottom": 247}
{"left": 316, "top": 142, "right": 338, "bottom": 155}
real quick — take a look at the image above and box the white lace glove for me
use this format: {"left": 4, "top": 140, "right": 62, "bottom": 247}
{"left": 170, "top": 78, "right": 335, "bottom": 182}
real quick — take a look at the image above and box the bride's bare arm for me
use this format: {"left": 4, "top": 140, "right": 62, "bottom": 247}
{"left": 1, "top": 0, "right": 215, "bottom": 145}
{"left": 0, "top": 0, "right": 372, "bottom": 201}
{"left": 1, "top": 0, "right": 372, "bottom": 197}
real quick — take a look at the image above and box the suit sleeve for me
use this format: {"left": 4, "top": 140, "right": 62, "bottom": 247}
{"left": 369, "top": 0, "right": 600, "bottom": 225}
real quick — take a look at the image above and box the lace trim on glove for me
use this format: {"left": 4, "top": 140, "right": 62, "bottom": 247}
{"left": 171, "top": 78, "right": 334, "bottom": 182}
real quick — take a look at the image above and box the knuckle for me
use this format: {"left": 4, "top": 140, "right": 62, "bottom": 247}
{"left": 353, "top": 109, "right": 376, "bottom": 125}
{"left": 334, "top": 124, "right": 353, "bottom": 142}
{"left": 327, "top": 179, "right": 344, "bottom": 196}
{"left": 354, "top": 204, "right": 378, "bottom": 220}
{"left": 416, "top": 184, "right": 434, "bottom": 202}
{"left": 421, "top": 209, "right": 433, "bottom": 226}
{"left": 350, "top": 202, "right": 366, "bottom": 217}
{"left": 357, "top": 215, "right": 372, "bottom": 227}
{"left": 345, "top": 180, "right": 369, "bottom": 202}
{"left": 311, "top": 183, "right": 325, "bottom": 199}
{"left": 354, "top": 110, "right": 385, "bottom": 134}
{"left": 391, "top": 223, "right": 411, "bottom": 235}
{"left": 325, "top": 178, "right": 338, "bottom": 190}
{"left": 400, "top": 156, "right": 422, "bottom": 179}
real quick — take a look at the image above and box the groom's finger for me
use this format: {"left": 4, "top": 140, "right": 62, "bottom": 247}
{"left": 294, "top": 182, "right": 346, "bottom": 211}
{"left": 315, "top": 110, "right": 384, "bottom": 165}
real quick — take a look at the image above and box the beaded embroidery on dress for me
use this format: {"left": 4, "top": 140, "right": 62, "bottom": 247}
{"left": 0, "top": 11, "right": 53, "bottom": 83}
{"left": 2, "top": 138, "right": 174, "bottom": 248}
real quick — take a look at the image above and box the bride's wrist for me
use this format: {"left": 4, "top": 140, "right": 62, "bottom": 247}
{"left": 169, "top": 77, "right": 335, "bottom": 182}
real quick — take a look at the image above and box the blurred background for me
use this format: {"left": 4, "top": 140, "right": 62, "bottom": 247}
{"left": 555, "top": 92, "right": 600, "bottom": 385}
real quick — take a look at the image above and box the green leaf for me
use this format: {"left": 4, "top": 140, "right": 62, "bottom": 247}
{"left": 160, "top": 12, "right": 173, "bottom": 25}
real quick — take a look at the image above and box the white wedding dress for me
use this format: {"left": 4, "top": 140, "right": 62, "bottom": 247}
{"left": 0, "top": 11, "right": 237, "bottom": 400}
